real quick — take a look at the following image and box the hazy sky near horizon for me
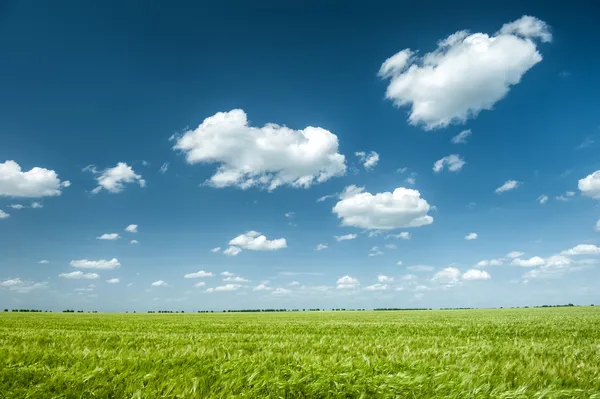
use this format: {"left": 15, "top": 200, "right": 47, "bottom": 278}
{"left": 1, "top": 0, "right": 600, "bottom": 311}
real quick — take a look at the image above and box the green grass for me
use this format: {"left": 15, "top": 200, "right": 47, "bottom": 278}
{"left": 1, "top": 308, "right": 600, "bottom": 398}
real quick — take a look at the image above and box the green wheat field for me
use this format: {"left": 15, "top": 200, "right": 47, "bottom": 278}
{"left": 1, "top": 308, "right": 600, "bottom": 398}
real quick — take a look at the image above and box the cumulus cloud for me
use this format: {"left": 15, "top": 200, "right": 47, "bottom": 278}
{"left": 355, "top": 151, "right": 380, "bottom": 170}
{"left": 522, "top": 255, "right": 594, "bottom": 281}
{"left": 172, "top": 109, "right": 346, "bottom": 190}
{"left": 512, "top": 256, "right": 545, "bottom": 267}
{"left": 59, "top": 271, "right": 99, "bottom": 279}
{"left": 495, "top": 180, "right": 521, "bottom": 193}
{"left": 31, "top": 202, "right": 43, "bottom": 209}
{"left": 97, "top": 233, "right": 120, "bottom": 240}
{"left": 125, "top": 224, "right": 138, "bottom": 233}
{"left": 8, "top": 204, "right": 25, "bottom": 210}
{"left": 253, "top": 283, "right": 272, "bottom": 291}
{"left": 379, "top": 16, "right": 551, "bottom": 129}
{"left": 207, "top": 284, "right": 243, "bottom": 292}
{"left": 224, "top": 276, "right": 250, "bottom": 283}
{"left": 538, "top": 195, "right": 549, "bottom": 204}
{"left": 315, "top": 243, "right": 328, "bottom": 250}
{"left": 475, "top": 259, "right": 503, "bottom": 267}
{"left": 226, "top": 231, "right": 287, "bottom": 257}
{"left": 465, "top": 232, "right": 478, "bottom": 240}
{"left": 106, "top": 278, "right": 120, "bottom": 284}
{"left": 0, "top": 160, "right": 70, "bottom": 197}
{"left": 377, "top": 275, "right": 394, "bottom": 283}
{"left": 0, "top": 209, "right": 8, "bottom": 219}
{"left": 0, "top": 278, "right": 48, "bottom": 293}
{"left": 221, "top": 271, "right": 234, "bottom": 277}
{"left": 462, "top": 269, "right": 491, "bottom": 281}
{"left": 336, "top": 275, "right": 359, "bottom": 289}
{"left": 433, "top": 154, "right": 466, "bottom": 173}
{"left": 451, "top": 129, "right": 472, "bottom": 144}
{"left": 578, "top": 171, "right": 600, "bottom": 199}
{"left": 194, "top": 281, "right": 206, "bottom": 288}
{"left": 334, "top": 234, "right": 357, "bottom": 242}
{"left": 560, "top": 244, "right": 600, "bottom": 256}
{"left": 506, "top": 251, "right": 524, "bottom": 258}
{"left": 86, "top": 162, "right": 145, "bottom": 194}
{"left": 70, "top": 258, "right": 121, "bottom": 270}
{"left": 184, "top": 270, "right": 213, "bottom": 278}
{"left": 130, "top": 240, "right": 139, "bottom": 244}
{"left": 432, "top": 267, "right": 461, "bottom": 286}
{"left": 151, "top": 280, "right": 168, "bottom": 287}
{"left": 333, "top": 186, "right": 433, "bottom": 230}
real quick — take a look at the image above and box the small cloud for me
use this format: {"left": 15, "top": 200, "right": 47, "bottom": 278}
{"left": 151, "top": 280, "right": 168, "bottom": 287}
{"left": 464, "top": 232, "right": 478, "bottom": 240}
{"left": 316, "top": 194, "right": 336, "bottom": 202}
{"left": 210, "top": 247, "right": 221, "bottom": 253}
{"left": 335, "top": 233, "right": 358, "bottom": 242}
{"left": 495, "top": 180, "right": 521, "bottom": 194}
{"left": 159, "top": 162, "right": 170, "bottom": 174}
{"left": 184, "top": 270, "right": 213, "bottom": 278}
{"left": 386, "top": 232, "right": 411, "bottom": 240}
{"left": 377, "top": 275, "right": 394, "bottom": 283}
{"left": 368, "top": 246, "right": 383, "bottom": 257}
{"left": 206, "top": 284, "right": 244, "bottom": 292}
{"left": 506, "top": 251, "right": 524, "bottom": 259}
{"left": 560, "top": 244, "right": 600, "bottom": 256}
{"left": 512, "top": 256, "right": 545, "bottom": 267}
{"left": 315, "top": 243, "right": 328, "bottom": 251}
{"left": 130, "top": 240, "right": 139, "bottom": 244}
{"left": 8, "top": 204, "right": 25, "bottom": 210}
{"left": 224, "top": 246, "right": 242, "bottom": 256}
{"left": 462, "top": 269, "right": 491, "bottom": 281}
{"left": 125, "top": 224, "right": 138, "bottom": 233}
{"left": 385, "top": 243, "right": 397, "bottom": 249}
{"left": 223, "top": 276, "right": 250, "bottom": 283}
{"left": 70, "top": 258, "right": 121, "bottom": 270}
{"left": 364, "top": 283, "right": 388, "bottom": 291}
{"left": 451, "top": 129, "right": 472, "bottom": 144}
{"left": 285, "top": 212, "right": 295, "bottom": 218}
{"left": 106, "top": 278, "right": 120, "bottom": 284}
{"left": 38, "top": 260, "right": 49, "bottom": 264}
{"left": 538, "top": 195, "right": 548, "bottom": 204}
{"left": 221, "top": 271, "right": 234, "bottom": 277}
{"left": 272, "top": 288, "right": 292, "bottom": 296}
{"left": 30, "top": 202, "right": 43, "bottom": 209}
{"left": 194, "top": 281, "right": 206, "bottom": 288}
{"left": 59, "top": 271, "right": 99, "bottom": 280}
{"left": 433, "top": 154, "right": 465, "bottom": 173}
{"left": 0, "top": 210, "right": 10, "bottom": 219}
{"left": 355, "top": 151, "right": 380, "bottom": 170}
{"left": 396, "top": 261, "right": 403, "bottom": 266}
{"left": 336, "top": 275, "right": 359, "bottom": 289}
{"left": 97, "top": 233, "right": 120, "bottom": 240}
{"left": 407, "top": 265, "right": 434, "bottom": 272}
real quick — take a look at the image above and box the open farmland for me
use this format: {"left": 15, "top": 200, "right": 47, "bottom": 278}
{"left": 1, "top": 308, "right": 600, "bottom": 398}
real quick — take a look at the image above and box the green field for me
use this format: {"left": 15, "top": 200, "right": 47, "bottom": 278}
{"left": 1, "top": 308, "right": 600, "bottom": 398}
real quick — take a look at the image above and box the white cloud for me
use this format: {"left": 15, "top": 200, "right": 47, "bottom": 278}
{"left": 316, "top": 243, "right": 328, "bottom": 250}
{"left": 377, "top": 275, "right": 394, "bottom": 282}
{"left": 173, "top": 109, "right": 346, "bottom": 190}
{"left": 451, "top": 129, "right": 472, "bottom": 144}
{"left": 39, "top": 260, "right": 49, "bottom": 264}
{"left": 227, "top": 231, "right": 287, "bottom": 255}
{"left": 288, "top": 281, "right": 300, "bottom": 286}
{"left": 30, "top": 202, "right": 43, "bottom": 209}
{"left": 495, "top": 180, "right": 521, "bottom": 193}
{"left": 560, "top": 244, "right": 600, "bottom": 256}
{"left": 223, "top": 246, "right": 242, "bottom": 256}
{"left": 405, "top": 177, "right": 416, "bottom": 185}
{"left": 336, "top": 275, "right": 359, "bottom": 289}
{"left": 385, "top": 243, "right": 397, "bottom": 249}
{"left": 130, "top": 240, "right": 139, "bottom": 244}
{"left": 333, "top": 186, "right": 433, "bottom": 230}
{"left": 210, "top": 247, "right": 221, "bottom": 253}
{"left": 0, "top": 209, "right": 9, "bottom": 219}
{"left": 316, "top": 194, "right": 336, "bottom": 202}
{"left": 506, "top": 251, "right": 524, "bottom": 258}
{"left": 151, "top": 280, "right": 168, "bottom": 287}
{"left": 184, "top": 270, "right": 213, "bottom": 278}
{"left": 462, "top": 269, "right": 491, "bottom": 281}
{"left": 578, "top": 171, "right": 600, "bottom": 199}
{"left": 70, "top": 258, "right": 120, "bottom": 270}
{"left": 595, "top": 220, "right": 600, "bottom": 232}
{"left": 538, "top": 195, "right": 548, "bottom": 204}
{"left": 465, "top": 232, "right": 478, "bottom": 240}
{"left": 194, "top": 281, "right": 206, "bottom": 288}
{"left": 512, "top": 256, "right": 545, "bottom": 267}
{"left": 159, "top": 162, "right": 169, "bottom": 174}
{"left": 0, "top": 160, "right": 70, "bottom": 197}
{"left": 284, "top": 212, "right": 295, "bottom": 218}
{"left": 106, "top": 278, "right": 120, "bottom": 284}
{"left": 0, "top": 278, "right": 48, "bottom": 293}
{"left": 433, "top": 154, "right": 466, "bottom": 173}
{"left": 8, "top": 204, "right": 25, "bottom": 209}
{"left": 253, "top": 283, "right": 272, "bottom": 291}
{"left": 378, "top": 16, "right": 551, "bottom": 129}
{"left": 386, "top": 232, "right": 411, "bottom": 240}
{"left": 59, "top": 271, "right": 99, "bottom": 280}
{"left": 368, "top": 246, "right": 383, "bottom": 257}
{"left": 272, "top": 288, "right": 292, "bottom": 296}
{"left": 207, "top": 284, "right": 243, "bottom": 292}
{"left": 87, "top": 162, "right": 145, "bottom": 194}
{"left": 522, "top": 255, "right": 593, "bottom": 281}
{"left": 223, "top": 276, "right": 250, "bottom": 283}
{"left": 396, "top": 261, "right": 403, "bottom": 266}
{"left": 432, "top": 267, "right": 461, "bottom": 285}
{"left": 339, "top": 185, "right": 365, "bottom": 200}
{"left": 334, "top": 233, "right": 358, "bottom": 242}
{"left": 364, "top": 283, "right": 388, "bottom": 291}
{"left": 475, "top": 259, "right": 503, "bottom": 267}
{"left": 408, "top": 265, "right": 434, "bottom": 272}
{"left": 221, "top": 271, "right": 234, "bottom": 277}
{"left": 97, "top": 233, "right": 120, "bottom": 240}
{"left": 355, "top": 151, "right": 380, "bottom": 170}
{"left": 125, "top": 224, "right": 138, "bottom": 233}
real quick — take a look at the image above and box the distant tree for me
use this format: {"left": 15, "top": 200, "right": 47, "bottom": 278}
{"left": 3, "top": 309, "right": 7, "bottom": 312}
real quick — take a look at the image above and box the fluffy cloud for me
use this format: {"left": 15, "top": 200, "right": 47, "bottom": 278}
{"left": 451, "top": 129, "right": 472, "bottom": 144}
{"left": 184, "top": 270, "right": 213, "bottom": 278}
{"left": 207, "top": 284, "right": 243, "bottom": 292}
{"left": 315, "top": 243, "right": 328, "bottom": 250}
{"left": 226, "top": 231, "right": 287, "bottom": 257}
{"left": 377, "top": 275, "right": 394, "bottom": 282}
{"left": 106, "top": 278, "right": 120, "bottom": 284}
{"left": 59, "top": 271, "right": 99, "bottom": 279}
{"left": 364, "top": 283, "right": 388, "bottom": 291}
{"left": 151, "top": 280, "right": 168, "bottom": 287}
{"left": 538, "top": 195, "right": 548, "bottom": 204}
{"left": 495, "top": 180, "right": 521, "bottom": 193}
{"left": 125, "top": 224, "right": 138, "bottom": 233}
{"left": 130, "top": 240, "right": 139, "bottom": 244}
{"left": 86, "top": 163, "right": 145, "bottom": 194}
{"left": 506, "top": 251, "right": 524, "bottom": 258}
{"left": 560, "top": 244, "right": 600, "bottom": 256}
{"left": 432, "top": 267, "right": 461, "bottom": 286}
{"left": 223, "top": 276, "right": 250, "bottom": 283}
{"left": 0, "top": 160, "right": 70, "bottom": 197}
{"left": 194, "top": 281, "right": 206, "bottom": 288}
{"left": 221, "top": 271, "right": 234, "bottom": 277}
{"left": 433, "top": 155, "right": 465, "bottom": 173}
{"left": 172, "top": 109, "right": 346, "bottom": 190}
{"left": 0, "top": 209, "right": 9, "bottom": 219}
{"left": 253, "top": 283, "right": 272, "bottom": 291}
{"left": 31, "top": 202, "right": 43, "bottom": 209}
{"left": 475, "top": 259, "right": 503, "bottom": 267}
{"left": 368, "top": 246, "right": 383, "bottom": 257}
{"left": 379, "top": 16, "right": 551, "bottom": 129}
{"left": 70, "top": 258, "right": 121, "bottom": 270}
{"left": 512, "top": 256, "right": 545, "bottom": 267}
{"left": 333, "top": 186, "right": 433, "bottom": 230}
{"left": 334, "top": 234, "right": 357, "bottom": 242}
{"left": 578, "top": 171, "right": 600, "bottom": 199}
{"left": 97, "top": 233, "right": 120, "bottom": 240}
{"left": 465, "top": 233, "right": 478, "bottom": 240}
{"left": 462, "top": 269, "right": 491, "bottom": 281}
{"left": 210, "top": 247, "right": 221, "bottom": 253}
{"left": 355, "top": 151, "right": 380, "bottom": 170}
{"left": 336, "top": 275, "right": 359, "bottom": 289}
{"left": 8, "top": 204, "right": 25, "bottom": 209}
{"left": 0, "top": 278, "right": 48, "bottom": 293}
{"left": 522, "top": 255, "right": 594, "bottom": 281}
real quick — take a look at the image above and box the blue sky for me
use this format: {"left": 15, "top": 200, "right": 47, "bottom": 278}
{"left": 1, "top": 1, "right": 600, "bottom": 311}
